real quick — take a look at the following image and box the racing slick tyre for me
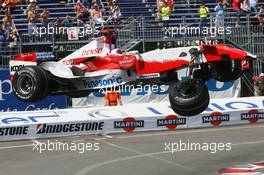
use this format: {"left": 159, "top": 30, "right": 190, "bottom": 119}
{"left": 212, "top": 60, "right": 242, "bottom": 82}
{"left": 169, "top": 79, "right": 209, "bottom": 116}
{"left": 12, "top": 66, "right": 49, "bottom": 102}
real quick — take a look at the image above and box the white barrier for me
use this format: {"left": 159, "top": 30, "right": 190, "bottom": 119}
{"left": 0, "top": 96, "right": 263, "bottom": 141}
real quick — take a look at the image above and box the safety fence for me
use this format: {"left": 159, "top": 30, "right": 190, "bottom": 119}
{"left": 11, "top": 14, "right": 264, "bottom": 58}
{"left": 0, "top": 43, "right": 20, "bottom": 68}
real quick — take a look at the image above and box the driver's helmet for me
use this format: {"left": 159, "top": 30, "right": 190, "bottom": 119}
{"left": 111, "top": 49, "right": 123, "bottom": 55}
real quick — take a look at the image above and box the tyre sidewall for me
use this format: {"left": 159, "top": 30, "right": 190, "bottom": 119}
{"left": 13, "top": 66, "right": 48, "bottom": 102}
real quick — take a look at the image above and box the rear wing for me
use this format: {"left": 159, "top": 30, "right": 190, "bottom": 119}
{"left": 9, "top": 52, "right": 37, "bottom": 80}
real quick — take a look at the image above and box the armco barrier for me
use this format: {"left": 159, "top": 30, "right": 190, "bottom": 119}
{"left": 0, "top": 96, "right": 264, "bottom": 141}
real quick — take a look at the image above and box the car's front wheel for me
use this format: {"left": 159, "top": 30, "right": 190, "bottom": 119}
{"left": 12, "top": 66, "right": 49, "bottom": 102}
{"left": 169, "top": 79, "right": 209, "bottom": 116}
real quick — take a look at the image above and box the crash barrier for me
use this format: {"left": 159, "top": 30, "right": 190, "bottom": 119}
{"left": 0, "top": 96, "right": 263, "bottom": 141}
{"left": 0, "top": 69, "right": 68, "bottom": 112}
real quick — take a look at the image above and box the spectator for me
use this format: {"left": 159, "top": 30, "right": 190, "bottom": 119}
{"left": 107, "top": 0, "right": 113, "bottom": 9}
{"left": 91, "top": 4, "right": 105, "bottom": 27}
{"left": 160, "top": 2, "right": 170, "bottom": 21}
{"left": 82, "top": 0, "right": 91, "bottom": 8}
{"left": 240, "top": 0, "right": 251, "bottom": 14}
{"left": 77, "top": 17, "right": 84, "bottom": 27}
{"left": 40, "top": 9, "right": 49, "bottom": 28}
{"left": 27, "top": 0, "right": 38, "bottom": 11}
{"left": 2, "top": 14, "right": 12, "bottom": 36}
{"left": 53, "top": 17, "right": 62, "bottom": 29}
{"left": 93, "top": 0, "right": 104, "bottom": 12}
{"left": 199, "top": 2, "right": 209, "bottom": 30}
{"left": 5, "top": 0, "right": 16, "bottom": 10}
{"left": 0, "top": 2, "right": 5, "bottom": 14}
{"left": 6, "top": 29, "right": 18, "bottom": 48}
{"left": 27, "top": 6, "right": 37, "bottom": 40}
{"left": 156, "top": 0, "right": 165, "bottom": 19}
{"left": 0, "top": 27, "right": 5, "bottom": 49}
{"left": 53, "top": 18, "right": 63, "bottom": 37}
{"left": 166, "top": 0, "right": 174, "bottom": 11}
{"left": 2, "top": 13, "right": 12, "bottom": 26}
{"left": 104, "top": 91, "right": 122, "bottom": 106}
{"left": 78, "top": 8, "right": 90, "bottom": 22}
{"left": 253, "top": 73, "right": 264, "bottom": 96}
{"left": 249, "top": 0, "right": 258, "bottom": 16}
{"left": 214, "top": 1, "right": 226, "bottom": 28}
{"left": 232, "top": 0, "right": 242, "bottom": 27}
{"left": 218, "top": 0, "right": 229, "bottom": 6}
{"left": 62, "top": 15, "right": 74, "bottom": 27}
{"left": 258, "top": 6, "right": 264, "bottom": 26}
{"left": 160, "top": 1, "right": 170, "bottom": 38}
{"left": 107, "top": 0, "right": 122, "bottom": 24}
{"left": 75, "top": 0, "right": 85, "bottom": 17}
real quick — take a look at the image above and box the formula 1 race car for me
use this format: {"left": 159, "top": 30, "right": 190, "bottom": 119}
{"left": 9, "top": 33, "right": 256, "bottom": 116}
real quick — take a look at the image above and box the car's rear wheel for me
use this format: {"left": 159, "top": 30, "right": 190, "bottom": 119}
{"left": 12, "top": 66, "right": 49, "bottom": 102}
{"left": 212, "top": 60, "right": 242, "bottom": 82}
{"left": 169, "top": 79, "right": 209, "bottom": 116}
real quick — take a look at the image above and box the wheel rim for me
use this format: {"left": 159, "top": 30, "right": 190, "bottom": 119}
{"left": 17, "top": 74, "right": 34, "bottom": 95}
{"left": 177, "top": 81, "right": 199, "bottom": 98}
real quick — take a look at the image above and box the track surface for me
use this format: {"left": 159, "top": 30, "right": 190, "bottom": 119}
{"left": 0, "top": 124, "right": 264, "bottom": 175}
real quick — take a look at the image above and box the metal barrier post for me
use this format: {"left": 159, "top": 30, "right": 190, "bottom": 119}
{"left": 142, "top": 16, "right": 146, "bottom": 52}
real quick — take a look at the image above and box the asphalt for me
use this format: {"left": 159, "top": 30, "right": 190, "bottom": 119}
{"left": 0, "top": 123, "right": 264, "bottom": 175}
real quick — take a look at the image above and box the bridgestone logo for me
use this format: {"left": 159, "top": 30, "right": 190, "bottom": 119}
{"left": 157, "top": 118, "right": 186, "bottom": 126}
{"left": 241, "top": 113, "right": 264, "bottom": 120}
{"left": 36, "top": 122, "right": 104, "bottom": 134}
{"left": 114, "top": 121, "right": 144, "bottom": 128}
{"left": 202, "top": 114, "right": 230, "bottom": 123}
{"left": 0, "top": 126, "right": 29, "bottom": 136}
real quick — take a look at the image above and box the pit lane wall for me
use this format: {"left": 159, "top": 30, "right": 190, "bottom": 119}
{"left": 0, "top": 96, "right": 263, "bottom": 141}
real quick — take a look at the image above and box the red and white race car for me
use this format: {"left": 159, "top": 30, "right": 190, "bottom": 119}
{"left": 9, "top": 33, "right": 256, "bottom": 116}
